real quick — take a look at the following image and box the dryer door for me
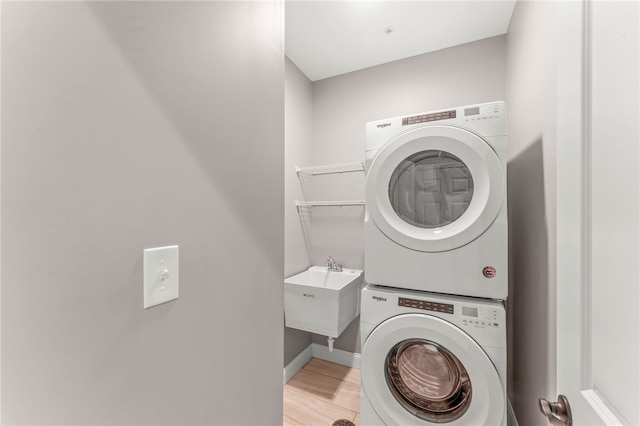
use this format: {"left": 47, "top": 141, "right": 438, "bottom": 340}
{"left": 361, "top": 313, "right": 505, "bottom": 425}
{"left": 366, "top": 125, "right": 504, "bottom": 252}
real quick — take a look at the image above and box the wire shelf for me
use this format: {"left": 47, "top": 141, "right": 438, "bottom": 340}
{"left": 295, "top": 200, "right": 365, "bottom": 208}
{"left": 296, "top": 162, "right": 365, "bottom": 176}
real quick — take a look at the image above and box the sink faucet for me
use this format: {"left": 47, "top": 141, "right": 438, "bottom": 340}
{"left": 326, "top": 256, "right": 343, "bottom": 272}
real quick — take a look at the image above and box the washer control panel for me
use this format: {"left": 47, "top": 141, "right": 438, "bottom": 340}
{"left": 462, "top": 306, "right": 500, "bottom": 328}
{"left": 398, "top": 297, "right": 454, "bottom": 314}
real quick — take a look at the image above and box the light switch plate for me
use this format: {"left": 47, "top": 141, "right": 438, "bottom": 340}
{"left": 143, "top": 245, "right": 179, "bottom": 309}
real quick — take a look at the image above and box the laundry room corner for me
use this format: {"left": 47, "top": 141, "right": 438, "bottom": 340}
{"left": 284, "top": 35, "right": 507, "bottom": 362}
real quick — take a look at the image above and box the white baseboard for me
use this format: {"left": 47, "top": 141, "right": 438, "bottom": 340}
{"left": 283, "top": 343, "right": 361, "bottom": 384}
{"left": 309, "top": 343, "right": 361, "bottom": 369}
{"left": 283, "top": 344, "right": 313, "bottom": 384}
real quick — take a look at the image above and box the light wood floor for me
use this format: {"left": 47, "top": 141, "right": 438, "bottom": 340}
{"left": 284, "top": 358, "right": 361, "bottom": 426}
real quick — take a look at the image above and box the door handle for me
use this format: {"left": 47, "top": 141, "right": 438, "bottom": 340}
{"left": 538, "top": 394, "right": 572, "bottom": 426}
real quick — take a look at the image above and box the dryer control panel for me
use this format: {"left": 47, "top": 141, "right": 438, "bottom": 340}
{"left": 462, "top": 102, "right": 503, "bottom": 122}
{"left": 399, "top": 102, "right": 503, "bottom": 127}
{"left": 402, "top": 109, "right": 456, "bottom": 126}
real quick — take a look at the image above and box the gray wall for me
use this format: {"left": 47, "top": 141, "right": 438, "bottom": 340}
{"left": 1, "top": 2, "right": 284, "bottom": 424}
{"left": 283, "top": 35, "right": 506, "bottom": 356}
{"left": 284, "top": 58, "right": 313, "bottom": 365}
{"left": 505, "top": 2, "right": 557, "bottom": 425}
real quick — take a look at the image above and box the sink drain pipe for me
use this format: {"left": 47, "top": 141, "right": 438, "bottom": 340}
{"left": 327, "top": 337, "right": 335, "bottom": 352}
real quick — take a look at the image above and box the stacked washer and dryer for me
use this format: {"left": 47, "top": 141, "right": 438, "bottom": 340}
{"left": 361, "top": 102, "right": 508, "bottom": 425}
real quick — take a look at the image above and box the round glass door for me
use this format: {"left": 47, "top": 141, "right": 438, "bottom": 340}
{"left": 365, "top": 125, "right": 505, "bottom": 252}
{"left": 389, "top": 151, "right": 474, "bottom": 229}
{"left": 360, "top": 313, "right": 505, "bottom": 425}
{"left": 385, "top": 339, "right": 472, "bottom": 423}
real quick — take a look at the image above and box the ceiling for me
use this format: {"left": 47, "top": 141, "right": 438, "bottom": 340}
{"left": 285, "top": 1, "right": 517, "bottom": 82}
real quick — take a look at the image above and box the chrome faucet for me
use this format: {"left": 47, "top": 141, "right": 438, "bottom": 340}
{"left": 326, "top": 256, "right": 343, "bottom": 272}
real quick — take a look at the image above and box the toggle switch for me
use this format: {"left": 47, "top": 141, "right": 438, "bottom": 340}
{"left": 143, "top": 245, "right": 179, "bottom": 309}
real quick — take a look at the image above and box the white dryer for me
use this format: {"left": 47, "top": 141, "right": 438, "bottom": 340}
{"left": 360, "top": 285, "right": 507, "bottom": 425}
{"left": 365, "top": 101, "right": 507, "bottom": 299}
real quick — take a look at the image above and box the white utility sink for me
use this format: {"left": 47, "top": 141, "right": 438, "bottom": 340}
{"left": 284, "top": 266, "right": 363, "bottom": 339}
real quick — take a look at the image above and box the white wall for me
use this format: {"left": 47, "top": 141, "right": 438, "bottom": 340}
{"left": 1, "top": 2, "right": 284, "bottom": 424}
{"left": 505, "top": 2, "right": 557, "bottom": 425}
{"left": 283, "top": 35, "right": 506, "bottom": 355}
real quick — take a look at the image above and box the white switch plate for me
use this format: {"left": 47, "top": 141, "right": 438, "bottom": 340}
{"left": 143, "top": 245, "right": 179, "bottom": 309}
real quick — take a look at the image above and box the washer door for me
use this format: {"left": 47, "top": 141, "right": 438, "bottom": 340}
{"left": 361, "top": 314, "right": 505, "bottom": 425}
{"left": 366, "top": 125, "right": 504, "bottom": 252}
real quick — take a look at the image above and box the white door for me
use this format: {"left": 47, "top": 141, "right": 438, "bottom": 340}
{"left": 554, "top": 1, "right": 639, "bottom": 425}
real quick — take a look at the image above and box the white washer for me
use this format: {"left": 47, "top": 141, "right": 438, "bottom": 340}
{"left": 365, "top": 101, "right": 507, "bottom": 299}
{"left": 360, "top": 285, "right": 507, "bottom": 425}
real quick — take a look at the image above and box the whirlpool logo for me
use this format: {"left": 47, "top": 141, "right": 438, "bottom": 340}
{"left": 372, "top": 296, "right": 387, "bottom": 302}
{"left": 376, "top": 123, "right": 391, "bottom": 129}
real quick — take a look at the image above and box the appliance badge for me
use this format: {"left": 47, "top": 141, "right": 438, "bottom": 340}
{"left": 372, "top": 295, "right": 387, "bottom": 302}
{"left": 482, "top": 266, "right": 497, "bottom": 279}
{"left": 376, "top": 123, "right": 391, "bottom": 129}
